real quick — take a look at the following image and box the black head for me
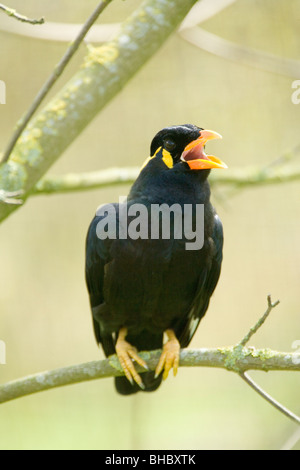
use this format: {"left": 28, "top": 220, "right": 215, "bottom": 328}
{"left": 150, "top": 124, "right": 203, "bottom": 164}
{"left": 148, "top": 124, "right": 226, "bottom": 172}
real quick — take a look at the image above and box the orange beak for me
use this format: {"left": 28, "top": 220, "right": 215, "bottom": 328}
{"left": 181, "top": 130, "right": 227, "bottom": 170}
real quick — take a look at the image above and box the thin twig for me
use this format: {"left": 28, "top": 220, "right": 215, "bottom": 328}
{"left": 179, "top": 27, "right": 300, "bottom": 78}
{"left": 0, "top": 0, "right": 236, "bottom": 43}
{"left": 0, "top": 3, "right": 44, "bottom": 25}
{"left": 236, "top": 296, "right": 300, "bottom": 427}
{"left": 240, "top": 372, "right": 300, "bottom": 426}
{"left": 239, "top": 295, "right": 280, "bottom": 347}
{"left": 0, "top": 17, "right": 120, "bottom": 43}
{"left": 0, "top": 0, "right": 112, "bottom": 165}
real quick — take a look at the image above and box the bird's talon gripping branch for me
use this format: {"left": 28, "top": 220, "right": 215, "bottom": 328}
{"left": 155, "top": 329, "right": 180, "bottom": 380}
{"left": 115, "top": 327, "right": 148, "bottom": 389}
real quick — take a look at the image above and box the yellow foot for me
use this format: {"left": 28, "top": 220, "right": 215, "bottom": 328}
{"left": 155, "top": 329, "right": 180, "bottom": 380}
{"left": 115, "top": 327, "right": 148, "bottom": 389}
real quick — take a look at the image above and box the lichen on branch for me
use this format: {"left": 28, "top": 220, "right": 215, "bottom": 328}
{"left": 0, "top": 346, "right": 299, "bottom": 405}
{"left": 0, "top": 0, "right": 199, "bottom": 223}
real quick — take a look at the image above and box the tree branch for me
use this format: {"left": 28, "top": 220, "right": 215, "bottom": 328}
{"left": 239, "top": 372, "right": 300, "bottom": 426}
{"left": 0, "top": 16, "right": 120, "bottom": 43}
{"left": 32, "top": 167, "right": 140, "bottom": 195}
{"left": 0, "top": 3, "right": 44, "bottom": 25}
{"left": 0, "top": 295, "right": 299, "bottom": 426}
{"left": 0, "top": 0, "right": 237, "bottom": 44}
{"left": 281, "top": 427, "right": 300, "bottom": 450}
{"left": 179, "top": 27, "right": 300, "bottom": 78}
{"left": 0, "top": 347, "right": 299, "bottom": 405}
{"left": 0, "top": 0, "right": 199, "bottom": 223}
{"left": 239, "top": 295, "right": 280, "bottom": 347}
{"left": 0, "top": 0, "right": 113, "bottom": 165}
{"left": 0, "top": 0, "right": 237, "bottom": 43}
{"left": 30, "top": 162, "right": 300, "bottom": 197}
{"left": 231, "top": 296, "right": 300, "bottom": 425}
{"left": 179, "top": 0, "right": 237, "bottom": 31}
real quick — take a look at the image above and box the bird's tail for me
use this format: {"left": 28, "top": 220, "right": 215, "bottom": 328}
{"left": 115, "top": 371, "right": 162, "bottom": 395}
{"left": 115, "top": 330, "right": 163, "bottom": 396}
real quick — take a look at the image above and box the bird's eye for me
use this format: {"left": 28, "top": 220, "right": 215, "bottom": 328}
{"left": 163, "top": 139, "right": 176, "bottom": 152}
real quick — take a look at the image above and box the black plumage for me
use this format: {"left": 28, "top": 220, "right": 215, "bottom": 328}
{"left": 85, "top": 124, "right": 226, "bottom": 395}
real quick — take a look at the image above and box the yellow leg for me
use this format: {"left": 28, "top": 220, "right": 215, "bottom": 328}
{"left": 115, "top": 327, "right": 148, "bottom": 389}
{"left": 155, "top": 329, "right": 180, "bottom": 380}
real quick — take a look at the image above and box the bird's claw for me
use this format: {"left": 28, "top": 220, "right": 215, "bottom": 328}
{"left": 115, "top": 330, "right": 148, "bottom": 389}
{"left": 155, "top": 330, "right": 180, "bottom": 380}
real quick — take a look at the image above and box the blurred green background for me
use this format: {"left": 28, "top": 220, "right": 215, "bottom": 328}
{"left": 0, "top": 0, "right": 299, "bottom": 450}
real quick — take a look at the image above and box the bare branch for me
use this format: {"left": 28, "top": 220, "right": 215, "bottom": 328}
{"left": 239, "top": 295, "right": 280, "bottom": 348}
{"left": 0, "top": 0, "right": 236, "bottom": 43}
{"left": 0, "top": 295, "right": 298, "bottom": 426}
{"left": 239, "top": 372, "right": 300, "bottom": 426}
{"left": 0, "top": 0, "right": 199, "bottom": 223}
{"left": 0, "top": 0, "right": 113, "bottom": 165}
{"left": 32, "top": 167, "right": 140, "bottom": 195}
{"left": 0, "top": 3, "right": 44, "bottom": 25}
{"left": 31, "top": 162, "right": 300, "bottom": 197}
{"left": 0, "top": 346, "right": 299, "bottom": 405}
{"left": 233, "top": 296, "right": 300, "bottom": 427}
{"left": 179, "top": 27, "right": 300, "bottom": 78}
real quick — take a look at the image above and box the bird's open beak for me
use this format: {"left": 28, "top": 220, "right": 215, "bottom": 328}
{"left": 181, "top": 130, "right": 227, "bottom": 170}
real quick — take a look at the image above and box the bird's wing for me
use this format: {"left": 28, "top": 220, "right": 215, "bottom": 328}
{"left": 176, "top": 213, "right": 224, "bottom": 347}
{"left": 85, "top": 205, "right": 117, "bottom": 356}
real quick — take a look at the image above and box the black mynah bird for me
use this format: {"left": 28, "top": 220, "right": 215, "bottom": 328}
{"left": 85, "top": 124, "right": 227, "bottom": 395}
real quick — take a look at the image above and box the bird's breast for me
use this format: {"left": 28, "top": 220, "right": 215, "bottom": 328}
{"left": 102, "top": 234, "right": 211, "bottom": 334}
